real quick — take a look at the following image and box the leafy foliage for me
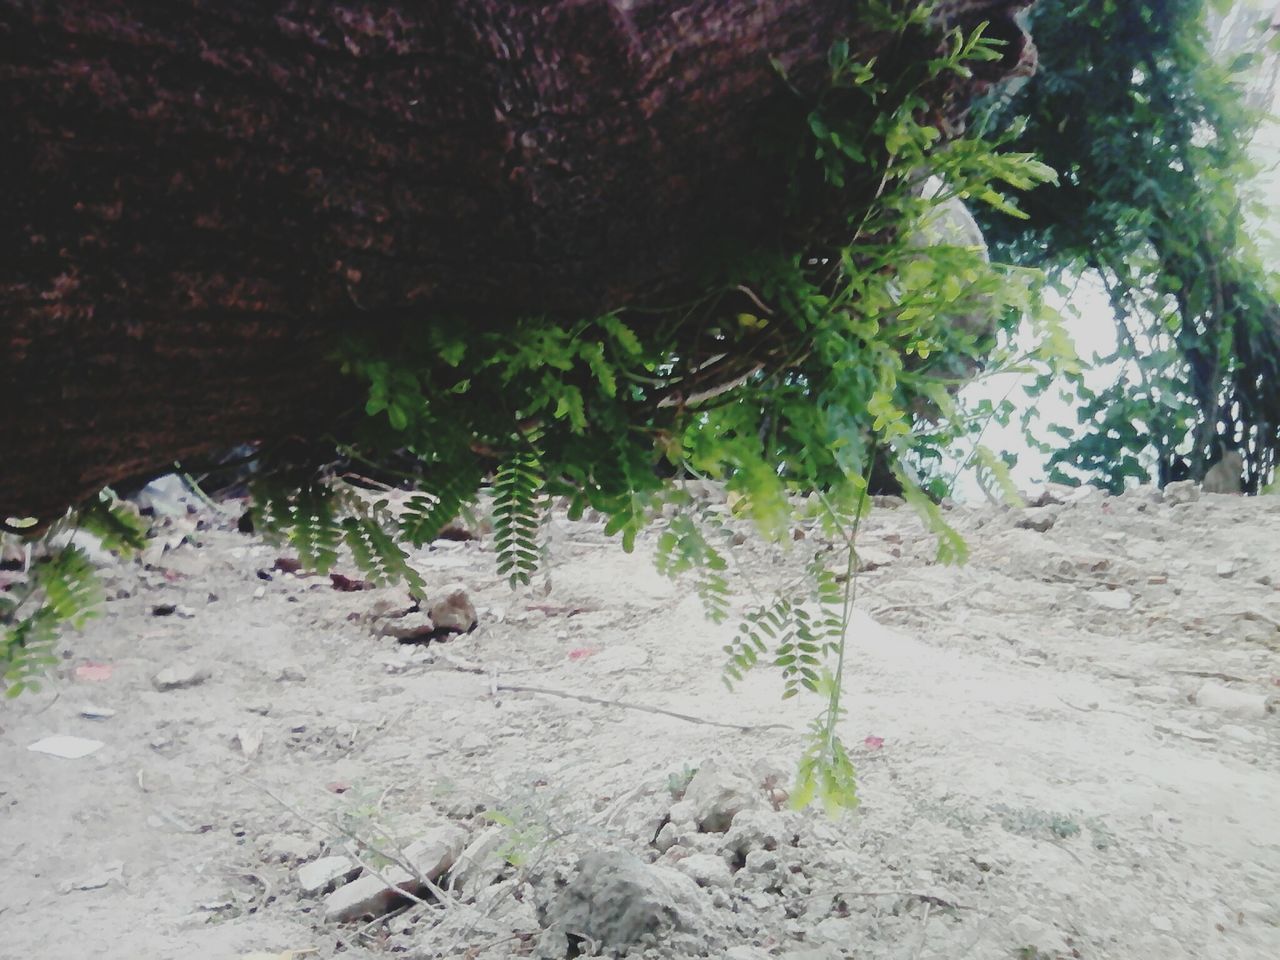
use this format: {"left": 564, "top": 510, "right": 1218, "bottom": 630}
{"left": 976, "top": 0, "right": 1280, "bottom": 491}
{"left": 492, "top": 451, "right": 545, "bottom": 588}
{"left": 1, "top": 492, "right": 146, "bottom": 697}
{"left": 240, "top": 6, "right": 1065, "bottom": 813}
{"left": 252, "top": 478, "right": 427, "bottom": 598}
{"left": 7, "top": 6, "right": 1070, "bottom": 816}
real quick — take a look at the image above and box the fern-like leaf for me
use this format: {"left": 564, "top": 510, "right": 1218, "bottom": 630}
{"left": 493, "top": 452, "right": 543, "bottom": 587}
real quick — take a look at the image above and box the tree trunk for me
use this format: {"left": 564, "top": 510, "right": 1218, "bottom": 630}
{"left": 0, "top": 0, "right": 1034, "bottom": 521}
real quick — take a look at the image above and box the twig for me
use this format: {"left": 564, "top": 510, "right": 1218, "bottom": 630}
{"left": 494, "top": 682, "right": 793, "bottom": 732}
{"left": 912, "top": 901, "right": 933, "bottom": 960}
{"left": 241, "top": 776, "right": 456, "bottom": 913}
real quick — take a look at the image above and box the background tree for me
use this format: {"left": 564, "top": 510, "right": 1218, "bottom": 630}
{"left": 976, "top": 0, "right": 1280, "bottom": 491}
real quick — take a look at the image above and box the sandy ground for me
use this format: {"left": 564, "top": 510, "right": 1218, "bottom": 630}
{"left": 1, "top": 483, "right": 1278, "bottom": 960}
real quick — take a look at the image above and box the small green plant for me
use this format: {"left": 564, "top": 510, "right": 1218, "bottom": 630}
{"left": 1, "top": 491, "right": 147, "bottom": 697}
{"left": 666, "top": 764, "right": 699, "bottom": 800}
{"left": 480, "top": 809, "right": 549, "bottom": 869}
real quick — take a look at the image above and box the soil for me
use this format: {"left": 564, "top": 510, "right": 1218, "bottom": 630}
{"left": 2, "top": 483, "right": 1278, "bottom": 960}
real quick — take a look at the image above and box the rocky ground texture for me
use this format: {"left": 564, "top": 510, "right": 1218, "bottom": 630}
{"left": 2, "top": 480, "right": 1278, "bottom": 960}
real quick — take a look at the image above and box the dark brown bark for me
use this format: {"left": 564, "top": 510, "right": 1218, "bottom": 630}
{"left": 0, "top": 0, "right": 1034, "bottom": 520}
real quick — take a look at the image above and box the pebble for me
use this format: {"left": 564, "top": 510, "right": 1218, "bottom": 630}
{"left": 1150, "top": 914, "right": 1174, "bottom": 933}
{"left": 274, "top": 663, "right": 307, "bottom": 682}
{"left": 675, "top": 852, "right": 733, "bottom": 888}
{"left": 1088, "top": 588, "right": 1133, "bottom": 611}
{"left": 429, "top": 589, "right": 477, "bottom": 633}
{"left": 1163, "top": 481, "right": 1200, "bottom": 505}
{"left": 298, "top": 856, "right": 357, "bottom": 896}
{"left": 151, "top": 664, "right": 211, "bottom": 691}
{"left": 80, "top": 704, "right": 116, "bottom": 720}
{"left": 669, "top": 759, "right": 763, "bottom": 833}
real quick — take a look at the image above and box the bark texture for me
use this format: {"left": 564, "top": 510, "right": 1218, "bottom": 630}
{"left": 0, "top": 0, "right": 1035, "bottom": 520}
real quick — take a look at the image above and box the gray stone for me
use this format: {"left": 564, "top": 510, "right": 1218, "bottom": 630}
{"left": 151, "top": 663, "right": 211, "bottom": 691}
{"left": 448, "top": 825, "right": 507, "bottom": 893}
{"left": 1163, "top": 480, "right": 1200, "bottom": 505}
{"left": 377, "top": 612, "right": 436, "bottom": 641}
{"left": 298, "top": 856, "right": 358, "bottom": 896}
{"left": 1016, "top": 509, "right": 1057, "bottom": 532}
{"left": 653, "top": 821, "right": 680, "bottom": 853}
{"left": 669, "top": 759, "right": 763, "bottom": 833}
{"left": 721, "top": 808, "right": 787, "bottom": 856}
{"left": 744, "top": 849, "right": 780, "bottom": 874}
{"left": 1087, "top": 588, "right": 1133, "bottom": 611}
{"left": 274, "top": 663, "right": 308, "bottom": 682}
{"left": 323, "top": 824, "right": 467, "bottom": 922}
{"left": 540, "top": 850, "right": 710, "bottom": 952}
{"left": 675, "top": 853, "right": 732, "bottom": 889}
{"left": 430, "top": 589, "right": 477, "bottom": 633}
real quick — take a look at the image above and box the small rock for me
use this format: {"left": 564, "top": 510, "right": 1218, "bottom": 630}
{"left": 448, "top": 825, "right": 508, "bottom": 893}
{"left": 235, "top": 726, "right": 264, "bottom": 759}
{"left": 252, "top": 585, "right": 266, "bottom": 599}
{"left": 80, "top": 704, "right": 116, "bottom": 720}
{"left": 323, "top": 824, "right": 467, "bottom": 922}
{"left": 151, "top": 664, "right": 211, "bottom": 691}
{"left": 1216, "top": 561, "right": 1236, "bottom": 579}
{"left": 378, "top": 612, "right": 436, "bottom": 641}
{"left": 1163, "top": 480, "right": 1200, "bottom": 505}
{"left": 653, "top": 821, "right": 680, "bottom": 853}
{"left": 259, "top": 833, "right": 320, "bottom": 864}
{"left": 1192, "top": 682, "right": 1276, "bottom": 718}
{"left": 744, "top": 849, "right": 779, "bottom": 874}
{"left": 298, "top": 856, "right": 358, "bottom": 896}
{"left": 1016, "top": 510, "right": 1056, "bottom": 533}
{"left": 539, "top": 850, "right": 710, "bottom": 953}
{"left": 721, "top": 808, "right": 787, "bottom": 856}
{"left": 430, "top": 589, "right": 478, "bottom": 634}
{"left": 1147, "top": 574, "right": 1168, "bottom": 585}
{"left": 275, "top": 663, "right": 307, "bottom": 682}
{"left": 1087, "top": 588, "right": 1133, "bottom": 611}
{"left": 1150, "top": 914, "right": 1174, "bottom": 933}
{"left": 676, "top": 853, "right": 732, "bottom": 889}
{"left": 669, "top": 760, "right": 763, "bottom": 833}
